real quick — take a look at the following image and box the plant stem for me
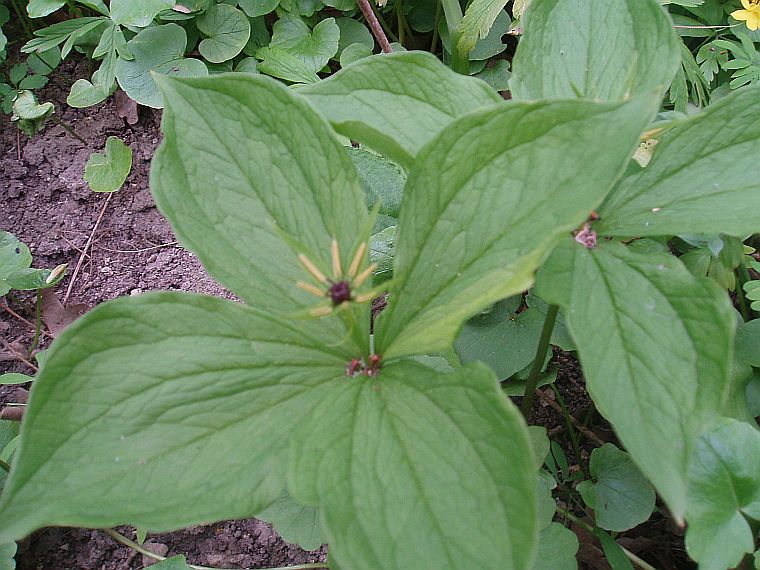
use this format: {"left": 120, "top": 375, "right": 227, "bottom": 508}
{"left": 10, "top": 0, "right": 34, "bottom": 39}
{"left": 429, "top": 0, "right": 442, "bottom": 53}
{"left": 0, "top": 458, "right": 10, "bottom": 472}
{"left": 368, "top": 1, "right": 399, "bottom": 43}
{"left": 736, "top": 263, "right": 753, "bottom": 321}
{"left": 356, "top": 0, "right": 393, "bottom": 53}
{"left": 520, "top": 304, "right": 559, "bottom": 419}
{"left": 555, "top": 508, "right": 661, "bottom": 570}
{"left": 396, "top": 0, "right": 405, "bottom": 44}
{"left": 439, "top": 0, "right": 468, "bottom": 74}
{"left": 103, "top": 529, "right": 329, "bottom": 570}
{"left": 27, "top": 289, "right": 43, "bottom": 357}
{"left": 49, "top": 116, "right": 90, "bottom": 148}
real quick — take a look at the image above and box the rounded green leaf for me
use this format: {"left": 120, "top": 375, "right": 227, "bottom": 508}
{"left": 109, "top": 0, "right": 175, "bottom": 27}
{"left": 238, "top": 0, "right": 280, "bottom": 18}
{"left": 335, "top": 17, "right": 373, "bottom": 57}
{"left": 576, "top": 443, "right": 655, "bottom": 532}
{"left": 67, "top": 75, "right": 114, "bottom": 108}
{"left": 736, "top": 319, "right": 760, "bottom": 368}
{"left": 686, "top": 417, "right": 760, "bottom": 570}
{"left": 531, "top": 523, "right": 579, "bottom": 570}
{"left": 339, "top": 42, "right": 372, "bottom": 67}
{"left": 84, "top": 136, "right": 133, "bottom": 193}
{"left": 297, "top": 51, "right": 502, "bottom": 168}
{"left": 27, "top": 0, "right": 65, "bottom": 18}
{"left": 0, "top": 293, "right": 346, "bottom": 542}
{"left": 197, "top": 4, "right": 251, "bottom": 63}
{"left": 114, "top": 24, "right": 208, "bottom": 109}
{"left": 288, "top": 360, "right": 537, "bottom": 570}
{"left": 0, "top": 231, "right": 33, "bottom": 296}
{"left": 511, "top": 0, "right": 679, "bottom": 101}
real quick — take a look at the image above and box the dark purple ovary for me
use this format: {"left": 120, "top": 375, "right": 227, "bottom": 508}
{"left": 328, "top": 281, "right": 352, "bottom": 305}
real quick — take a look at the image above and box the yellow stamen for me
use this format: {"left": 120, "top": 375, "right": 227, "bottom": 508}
{"left": 298, "top": 254, "right": 327, "bottom": 284}
{"left": 354, "top": 291, "right": 377, "bottom": 304}
{"left": 310, "top": 305, "right": 334, "bottom": 317}
{"left": 353, "top": 263, "right": 377, "bottom": 288}
{"left": 297, "top": 281, "right": 326, "bottom": 298}
{"left": 348, "top": 242, "right": 367, "bottom": 278}
{"left": 331, "top": 239, "right": 342, "bottom": 278}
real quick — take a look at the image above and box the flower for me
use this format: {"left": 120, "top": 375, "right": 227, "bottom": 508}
{"left": 732, "top": 0, "right": 760, "bottom": 31}
{"left": 296, "top": 239, "right": 381, "bottom": 317}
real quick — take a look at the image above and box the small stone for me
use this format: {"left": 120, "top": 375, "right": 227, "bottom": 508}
{"left": 130, "top": 288, "right": 143, "bottom": 296}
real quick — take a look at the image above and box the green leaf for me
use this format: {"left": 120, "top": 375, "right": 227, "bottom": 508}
{"left": 458, "top": 0, "right": 511, "bottom": 53}
{"left": 511, "top": 0, "right": 679, "bottom": 101}
{"left": 255, "top": 492, "right": 325, "bottom": 551}
{"left": 339, "top": 42, "right": 372, "bottom": 67}
{"left": 370, "top": 225, "right": 396, "bottom": 285}
{"left": 736, "top": 319, "right": 760, "bottom": 368}
{"left": 439, "top": 10, "right": 510, "bottom": 61}
{"left": 297, "top": 51, "right": 502, "bottom": 168}
{"left": 27, "top": 48, "right": 61, "bottom": 75}
{"left": 288, "top": 360, "right": 537, "bottom": 570}
{"left": 114, "top": 24, "right": 208, "bottom": 109}
{"left": 376, "top": 95, "right": 658, "bottom": 359}
{"left": 257, "top": 16, "right": 339, "bottom": 84}
{"left": 0, "top": 542, "right": 16, "bottom": 570}
{"left": 0, "top": 421, "right": 20, "bottom": 493}
{"left": 576, "top": 443, "right": 655, "bottom": 532}
{"left": 455, "top": 300, "right": 550, "bottom": 380}
{"left": 0, "top": 293, "right": 346, "bottom": 542}
{"left": 146, "top": 555, "right": 192, "bottom": 569}
{"left": 84, "top": 136, "right": 133, "bottom": 193}
{"left": 27, "top": 0, "right": 65, "bottom": 18}
{"left": 686, "top": 417, "right": 760, "bottom": 570}
{"left": 347, "top": 147, "right": 405, "bottom": 220}
{"left": 18, "top": 75, "right": 47, "bottom": 90}
{"left": 0, "top": 374, "right": 33, "bottom": 385}
{"left": 474, "top": 59, "right": 511, "bottom": 92}
{"left": 335, "top": 18, "right": 373, "bottom": 58}
{"left": 598, "top": 87, "right": 760, "bottom": 238}
{"left": 595, "top": 529, "right": 634, "bottom": 570}
{"left": 0, "top": 231, "right": 33, "bottom": 296}
{"left": 197, "top": 4, "right": 250, "bottom": 63}
{"left": 150, "top": 73, "right": 369, "bottom": 343}
{"left": 536, "top": 240, "right": 734, "bottom": 520}
{"left": 109, "top": 0, "right": 175, "bottom": 27}
{"left": 531, "top": 523, "right": 579, "bottom": 570}
{"left": 67, "top": 72, "right": 114, "bottom": 108}
{"left": 238, "top": 0, "right": 280, "bottom": 17}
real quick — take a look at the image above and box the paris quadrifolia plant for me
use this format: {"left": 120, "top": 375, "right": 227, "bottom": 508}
{"left": 2, "top": 1, "right": 760, "bottom": 569}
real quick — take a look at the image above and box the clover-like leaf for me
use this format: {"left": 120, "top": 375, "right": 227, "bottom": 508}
{"left": 288, "top": 360, "right": 537, "bottom": 570}
{"left": 10, "top": 90, "right": 54, "bottom": 136}
{"left": 256, "top": 16, "right": 339, "bottom": 84}
{"left": 84, "top": 136, "right": 133, "bottom": 193}
{"left": 536, "top": 239, "right": 734, "bottom": 520}
{"left": 67, "top": 73, "right": 115, "bottom": 108}
{"left": 376, "top": 94, "right": 659, "bottom": 359}
{"left": 577, "top": 443, "right": 655, "bottom": 532}
{"left": 0, "top": 293, "right": 347, "bottom": 541}
{"left": 0, "top": 231, "right": 65, "bottom": 295}
{"left": 109, "top": 0, "right": 175, "bottom": 27}
{"left": 597, "top": 87, "right": 760, "bottom": 238}
{"left": 685, "top": 417, "right": 760, "bottom": 570}
{"left": 298, "top": 51, "right": 502, "bottom": 168}
{"left": 197, "top": 4, "right": 251, "bottom": 63}
{"left": 114, "top": 24, "right": 208, "bottom": 109}
{"left": 511, "top": 0, "right": 679, "bottom": 101}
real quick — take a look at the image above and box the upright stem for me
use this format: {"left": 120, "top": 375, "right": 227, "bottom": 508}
{"left": 520, "top": 304, "right": 559, "bottom": 419}
{"left": 429, "top": 0, "right": 442, "bottom": 53}
{"left": 356, "top": 0, "right": 393, "bottom": 53}
{"left": 10, "top": 0, "right": 34, "bottom": 39}
{"left": 439, "top": 0, "right": 468, "bottom": 74}
{"left": 396, "top": 0, "right": 405, "bottom": 45}
{"left": 736, "top": 263, "right": 753, "bottom": 321}
{"left": 27, "top": 289, "right": 43, "bottom": 357}
{"left": 551, "top": 384, "right": 588, "bottom": 479}
{"left": 50, "top": 116, "right": 90, "bottom": 148}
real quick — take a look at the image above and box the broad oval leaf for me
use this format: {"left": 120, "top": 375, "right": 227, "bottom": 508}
{"left": 597, "top": 87, "right": 760, "bottom": 238}
{"left": 536, "top": 239, "right": 734, "bottom": 519}
{"left": 510, "top": 0, "right": 679, "bottom": 101}
{"left": 297, "top": 51, "right": 502, "bottom": 168}
{"left": 109, "top": 0, "right": 175, "bottom": 27}
{"left": 576, "top": 443, "right": 655, "bottom": 532}
{"left": 114, "top": 24, "right": 208, "bottom": 109}
{"left": 0, "top": 293, "right": 346, "bottom": 542}
{"left": 84, "top": 136, "right": 133, "bottom": 193}
{"left": 288, "top": 360, "right": 537, "bottom": 570}
{"left": 150, "top": 73, "right": 370, "bottom": 347}
{"left": 376, "top": 94, "right": 659, "bottom": 359}
{"left": 197, "top": 4, "right": 251, "bottom": 63}
{"left": 686, "top": 417, "right": 760, "bottom": 570}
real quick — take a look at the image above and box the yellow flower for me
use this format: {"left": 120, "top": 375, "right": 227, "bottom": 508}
{"left": 732, "top": 0, "right": 760, "bottom": 31}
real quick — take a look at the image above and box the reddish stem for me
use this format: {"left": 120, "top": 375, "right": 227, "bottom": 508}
{"left": 356, "top": 0, "right": 393, "bottom": 53}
